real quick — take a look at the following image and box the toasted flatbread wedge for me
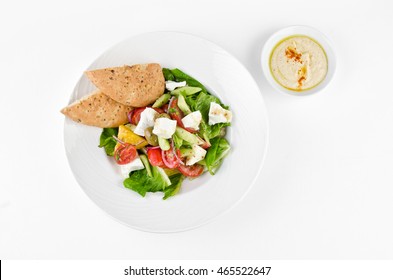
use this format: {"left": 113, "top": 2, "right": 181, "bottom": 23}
{"left": 61, "top": 90, "right": 133, "bottom": 128}
{"left": 85, "top": 63, "right": 165, "bottom": 107}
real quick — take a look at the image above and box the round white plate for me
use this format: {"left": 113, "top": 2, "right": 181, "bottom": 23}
{"left": 64, "top": 32, "right": 269, "bottom": 232}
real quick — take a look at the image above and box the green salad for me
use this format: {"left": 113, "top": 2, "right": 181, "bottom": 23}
{"left": 99, "top": 68, "right": 232, "bottom": 199}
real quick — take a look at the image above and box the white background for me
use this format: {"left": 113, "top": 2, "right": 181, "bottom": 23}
{"left": 1, "top": 0, "right": 393, "bottom": 259}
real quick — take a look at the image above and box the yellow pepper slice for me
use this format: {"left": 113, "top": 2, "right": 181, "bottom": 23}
{"left": 117, "top": 125, "right": 148, "bottom": 149}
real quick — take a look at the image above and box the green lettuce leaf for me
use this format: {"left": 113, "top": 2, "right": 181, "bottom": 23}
{"left": 172, "top": 133, "right": 183, "bottom": 149}
{"left": 184, "top": 91, "right": 230, "bottom": 142}
{"left": 205, "top": 137, "right": 231, "bottom": 175}
{"left": 200, "top": 120, "right": 230, "bottom": 141}
{"left": 163, "top": 174, "right": 185, "bottom": 200}
{"left": 123, "top": 166, "right": 168, "bottom": 197}
{"left": 162, "top": 68, "right": 175, "bottom": 81}
{"left": 98, "top": 128, "right": 118, "bottom": 156}
{"left": 185, "top": 92, "right": 219, "bottom": 121}
{"left": 124, "top": 166, "right": 185, "bottom": 199}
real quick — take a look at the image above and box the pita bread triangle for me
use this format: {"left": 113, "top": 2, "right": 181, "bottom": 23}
{"left": 85, "top": 63, "right": 165, "bottom": 107}
{"left": 61, "top": 90, "right": 133, "bottom": 128}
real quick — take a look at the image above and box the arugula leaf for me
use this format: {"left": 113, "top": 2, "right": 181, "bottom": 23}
{"left": 162, "top": 68, "right": 175, "bottom": 81}
{"left": 98, "top": 128, "right": 118, "bottom": 156}
{"left": 205, "top": 137, "right": 231, "bottom": 175}
{"left": 170, "top": 68, "right": 207, "bottom": 93}
{"left": 163, "top": 174, "right": 185, "bottom": 200}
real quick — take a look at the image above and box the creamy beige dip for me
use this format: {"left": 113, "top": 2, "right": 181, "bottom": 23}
{"left": 270, "top": 35, "right": 328, "bottom": 91}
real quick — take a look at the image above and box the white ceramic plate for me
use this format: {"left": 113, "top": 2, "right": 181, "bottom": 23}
{"left": 261, "top": 26, "right": 336, "bottom": 96}
{"left": 64, "top": 32, "right": 268, "bottom": 232}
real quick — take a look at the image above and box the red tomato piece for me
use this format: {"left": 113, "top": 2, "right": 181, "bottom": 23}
{"left": 153, "top": 107, "right": 165, "bottom": 114}
{"left": 168, "top": 98, "right": 185, "bottom": 127}
{"left": 168, "top": 98, "right": 198, "bottom": 133}
{"left": 175, "top": 148, "right": 185, "bottom": 161}
{"left": 130, "top": 107, "right": 146, "bottom": 125}
{"left": 114, "top": 144, "right": 137, "bottom": 165}
{"left": 162, "top": 147, "right": 180, "bottom": 169}
{"left": 147, "top": 148, "right": 165, "bottom": 167}
{"left": 130, "top": 107, "right": 167, "bottom": 125}
{"left": 162, "top": 104, "right": 169, "bottom": 113}
{"left": 178, "top": 164, "right": 204, "bottom": 178}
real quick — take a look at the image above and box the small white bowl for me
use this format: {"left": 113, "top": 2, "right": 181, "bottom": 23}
{"left": 261, "top": 26, "right": 336, "bottom": 96}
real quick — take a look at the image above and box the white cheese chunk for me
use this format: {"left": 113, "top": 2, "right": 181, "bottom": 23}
{"left": 165, "top": 81, "right": 187, "bottom": 91}
{"left": 186, "top": 144, "right": 207, "bottom": 166}
{"left": 182, "top": 110, "right": 202, "bottom": 130}
{"left": 152, "top": 118, "right": 177, "bottom": 139}
{"left": 120, "top": 157, "right": 145, "bottom": 178}
{"left": 133, "top": 108, "right": 158, "bottom": 136}
{"left": 208, "top": 102, "right": 232, "bottom": 125}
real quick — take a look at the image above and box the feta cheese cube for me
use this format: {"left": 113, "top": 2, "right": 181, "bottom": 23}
{"left": 120, "top": 157, "right": 145, "bottom": 178}
{"left": 182, "top": 110, "right": 202, "bottom": 130}
{"left": 165, "top": 80, "right": 187, "bottom": 91}
{"left": 186, "top": 144, "right": 207, "bottom": 166}
{"left": 133, "top": 108, "right": 158, "bottom": 136}
{"left": 153, "top": 118, "right": 177, "bottom": 139}
{"left": 208, "top": 102, "right": 232, "bottom": 125}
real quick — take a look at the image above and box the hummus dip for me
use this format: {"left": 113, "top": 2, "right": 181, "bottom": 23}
{"left": 270, "top": 35, "right": 328, "bottom": 91}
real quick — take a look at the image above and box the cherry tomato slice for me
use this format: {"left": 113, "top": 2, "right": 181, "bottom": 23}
{"left": 153, "top": 107, "right": 165, "bottom": 114}
{"left": 162, "top": 147, "right": 180, "bottom": 169}
{"left": 168, "top": 98, "right": 197, "bottom": 133}
{"left": 114, "top": 143, "right": 137, "bottom": 165}
{"left": 174, "top": 148, "right": 185, "bottom": 162}
{"left": 169, "top": 98, "right": 185, "bottom": 127}
{"left": 178, "top": 164, "right": 204, "bottom": 178}
{"left": 147, "top": 148, "right": 165, "bottom": 168}
{"left": 130, "top": 107, "right": 167, "bottom": 125}
{"left": 130, "top": 107, "right": 146, "bottom": 125}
